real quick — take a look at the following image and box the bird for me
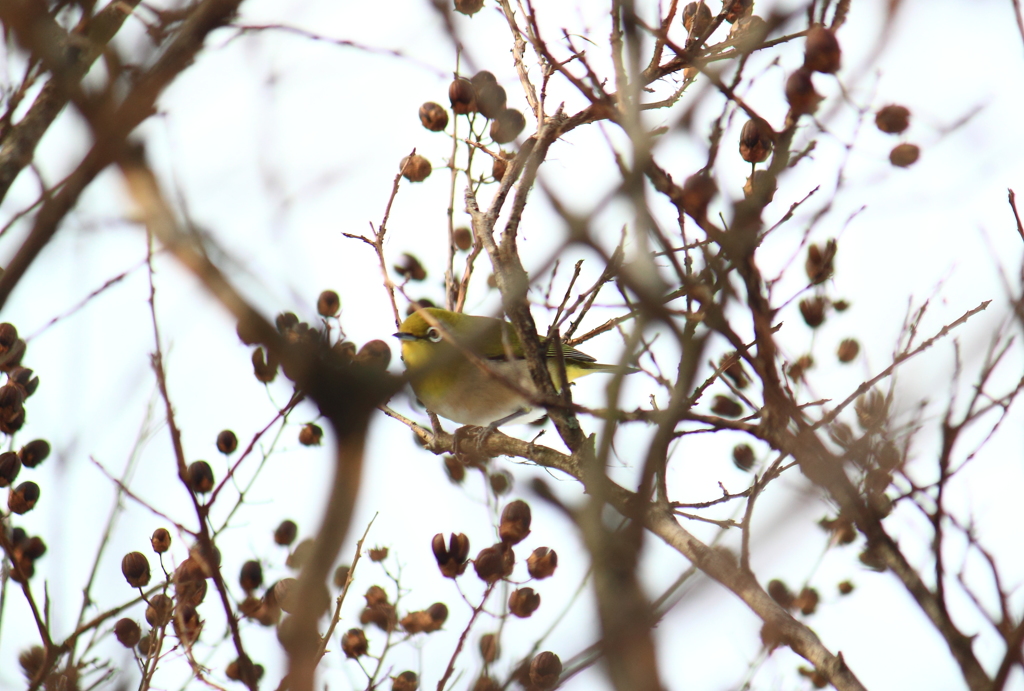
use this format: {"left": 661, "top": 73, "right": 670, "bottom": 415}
{"left": 395, "top": 307, "right": 636, "bottom": 427}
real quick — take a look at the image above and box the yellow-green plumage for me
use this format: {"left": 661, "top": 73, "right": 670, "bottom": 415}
{"left": 395, "top": 308, "right": 628, "bottom": 426}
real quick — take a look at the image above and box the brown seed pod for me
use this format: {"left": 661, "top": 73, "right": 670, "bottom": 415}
{"left": 767, "top": 579, "right": 794, "bottom": 608}
{"left": 804, "top": 25, "right": 841, "bottom": 73}
{"left": 476, "top": 83, "right": 508, "bottom": 120}
{"left": 489, "top": 470, "right": 512, "bottom": 495}
{"left": 114, "top": 618, "right": 142, "bottom": 648}
{"left": 400, "top": 154, "right": 432, "bottom": 182}
{"left": 187, "top": 461, "right": 215, "bottom": 494}
{"left": 240, "top": 560, "right": 264, "bottom": 592}
{"left": 508, "top": 587, "right": 541, "bottom": 618}
{"left": 799, "top": 296, "right": 827, "bottom": 328}
{"left": 792, "top": 586, "right": 820, "bottom": 615}
{"left": 12, "top": 483, "right": 43, "bottom": 515}
{"left": 432, "top": 532, "right": 471, "bottom": 578}
{"left": 215, "top": 429, "right": 238, "bottom": 455}
{"left": 173, "top": 603, "right": 202, "bottom": 643}
{"left": 333, "top": 564, "right": 351, "bottom": 589}
{"left": 529, "top": 651, "right": 562, "bottom": 690}
{"left": 711, "top": 395, "right": 743, "bottom": 418}
{"left": 719, "top": 352, "right": 750, "bottom": 389}
{"left": 732, "top": 443, "right": 755, "bottom": 471}
{"left": 226, "top": 657, "right": 263, "bottom": 685}
{"left": 855, "top": 389, "right": 888, "bottom": 430}
{"left": 20, "top": 536, "right": 46, "bottom": 560}
{"left": 251, "top": 346, "right": 278, "bottom": 383}
{"left": 473, "top": 543, "right": 514, "bottom": 583}
{"left": 837, "top": 580, "right": 854, "bottom": 595}
{"left": 875, "top": 104, "right": 910, "bottom": 134}
{"left": 491, "top": 153, "right": 508, "bottom": 182}
{"left": 19, "top": 439, "right": 49, "bottom": 468}
{"left": 723, "top": 0, "right": 752, "bottom": 22}
{"left": 490, "top": 108, "right": 526, "bottom": 144}
{"left": 392, "top": 671, "right": 419, "bottom": 691}
{"left": 728, "top": 14, "right": 768, "bottom": 50}
{"left": 19, "top": 645, "right": 45, "bottom": 681}
{"left": 743, "top": 169, "right": 778, "bottom": 203}
{"left": 682, "top": 2, "right": 712, "bottom": 35}
{"left": 471, "top": 71, "right": 497, "bottom": 89}
{"left": 453, "top": 227, "right": 473, "bottom": 251}
{"left": 274, "top": 519, "right": 298, "bottom": 546}
{"left": 122, "top": 552, "right": 152, "bottom": 589}
{"left": 0, "top": 323, "right": 17, "bottom": 348}
{"left": 785, "top": 67, "right": 822, "bottom": 116}
{"left": 889, "top": 143, "right": 920, "bottom": 167}
{"left": 681, "top": 172, "right": 718, "bottom": 221}
{"left": 876, "top": 440, "right": 902, "bottom": 473}
{"left": 151, "top": 528, "right": 171, "bottom": 553}
{"left": 342, "top": 628, "right": 369, "bottom": 658}
{"left": 419, "top": 101, "right": 449, "bottom": 132}
{"left": 788, "top": 354, "right": 814, "bottom": 382}
{"left": 365, "top": 585, "right": 389, "bottom": 607}
{"left": 479, "top": 632, "right": 500, "bottom": 662}
{"left": 499, "top": 500, "right": 532, "bottom": 545}
{"left": 0, "top": 451, "right": 21, "bottom": 487}
{"left": 274, "top": 578, "right": 299, "bottom": 613}
{"left": 137, "top": 634, "right": 152, "bottom": 656}
{"left": 739, "top": 118, "right": 774, "bottom": 163}
{"left": 369, "top": 546, "right": 389, "bottom": 562}
{"left": 317, "top": 290, "right": 341, "bottom": 318}
{"left": 449, "top": 77, "right": 476, "bottom": 114}
{"left": 454, "top": 0, "right": 484, "bottom": 16}
{"left": 805, "top": 240, "right": 836, "bottom": 284}
{"left": 298, "top": 423, "right": 323, "bottom": 446}
{"left": 146, "top": 593, "right": 173, "bottom": 627}
{"left": 360, "top": 601, "right": 397, "bottom": 631}
{"left": 819, "top": 516, "right": 857, "bottom": 545}
{"left": 354, "top": 340, "right": 392, "bottom": 371}
{"left": 472, "top": 677, "right": 500, "bottom": 691}
{"left": 276, "top": 312, "right": 299, "bottom": 332}
{"left": 526, "top": 547, "right": 558, "bottom": 579}
{"left": 837, "top": 338, "right": 860, "bottom": 363}
{"left": 0, "top": 383, "right": 24, "bottom": 410}
{"left": 287, "top": 538, "right": 315, "bottom": 569}
{"left": 394, "top": 253, "right": 427, "bottom": 281}
{"left": 0, "top": 339, "right": 26, "bottom": 372}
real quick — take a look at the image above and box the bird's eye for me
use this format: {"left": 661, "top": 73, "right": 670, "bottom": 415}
{"left": 426, "top": 327, "right": 442, "bottom": 343}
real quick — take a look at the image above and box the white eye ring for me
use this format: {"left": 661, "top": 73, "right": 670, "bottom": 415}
{"left": 426, "top": 327, "right": 442, "bottom": 343}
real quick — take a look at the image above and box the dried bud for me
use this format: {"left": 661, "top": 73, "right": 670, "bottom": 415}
{"left": 393, "top": 671, "right": 419, "bottom": 691}
{"left": 837, "top": 338, "right": 860, "bottom": 363}
{"left": 508, "top": 587, "right": 541, "bottom": 618}
{"left": 473, "top": 543, "right": 514, "bottom": 583}
{"left": 838, "top": 580, "right": 854, "bottom": 595}
{"left": 9, "top": 481, "right": 40, "bottom": 514}
{"left": 732, "top": 443, "right": 755, "bottom": 471}
{"left": 454, "top": 0, "right": 484, "bottom": 17}
{"left": 419, "top": 102, "right": 449, "bottom": 132}
{"left": 275, "top": 519, "right": 298, "bottom": 546}
{"left": 875, "top": 105, "right": 910, "bottom": 134}
{"left": 354, "top": 340, "right": 392, "bottom": 371}
{"left": 804, "top": 25, "right": 841, "bottom": 73}
{"left": 0, "top": 451, "right": 21, "bottom": 487}
{"left": 400, "top": 154, "right": 432, "bottom": 182}
{"left": 799, "top": 296, "right": 827, "bottom": 327}
{"left": 369, "top": 546, "right": 389, "bottom": 562}
{"left": 491, "top": 153, "right": 508, "bottom": 182}
{"left": 252, "top": 346, "right": 278, "bottom": 383}
{"left": 792, "top": 587, "right": 820, "bottom": 615}
{"left": 767, "top": 579, "right": 794, "bottom": 608}
{"left": 527, "top": 547, "right": 558, "bottom": 579}
{"left": 805, "top": 240, "right": 836, "bottom": 284}
{"left": 18, "top": 439, "right": 49, "bottom": 468}
{"left": 0, "top": 323, "right": 17, "bottom": 348}
{"left": 187, "top": 461, "right": 215, "bottom": 494}
{"left": 490, "top": 108, "right": 526, "bottom": 144}
{"left": 711, "top": 395, "right": 743, "bottom": 418}
{"left": 529, "top": 651, "right": 562, "bottom": 690}
{"left": 114, "top": 618, "right": 142, "bottom": 648}
{"left": 432, "top": 532, "right": 471, "bottom": 578}
{"left": 151, "top": 528, "right": 171, "bottom": 553}
{"left": 889, "top": 143, "right": 920, "bottom": 167}
{"left": 682, "top": 2, "right": 712, "bottom": 35}
{"left": 453, "top": 227, "right": 473, "bottom": 251}
{"left": 499, "top": 500, "right": 532, "bottom": 544}
{"left": 739, "top": 118, "right": 773, "bottom": 163}
{"left": 489, "top": 470, "right": 512, "bottom": 495}
{"left": 334, "top": 564, "right": 351, "bottom": 589}
{"left": 855, "top": 389, "right": 887, "bottom": 430}
{"left": 299, "top": 423, "right": 323, "bottom": 446}
{"left": 146, "top": 593, "right": 173, "bottom": 627}
{"left": 173, "top": 603, "right": 202, "bottom": 643}
{"left": 476, "top": 83, "right": 508, "bottom": 120}
{"left": 785, "top": 67, "right": 822, "bottom": 116}
{"left": 287, "top": 538, "right": 315, "bottom": 569}
{"left": 240, "top": 560, "right": 264, "bottom": 592}
{"left": 342, "top": 628, "right": 369, "bottom": 658}
{"left": 449, "top": 77, "right": 476, "bottom": 114}
{"left": 313, "top": 290, "right": 340, "bottom": 319}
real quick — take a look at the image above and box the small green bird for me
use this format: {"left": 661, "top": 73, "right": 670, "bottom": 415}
{"left": 395, "top": 308, "right": 635, "bottom": 427}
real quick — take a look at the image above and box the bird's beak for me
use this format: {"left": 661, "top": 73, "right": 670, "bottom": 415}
{"left": 394, "top": 332, "right": 417, "bottom": 342}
